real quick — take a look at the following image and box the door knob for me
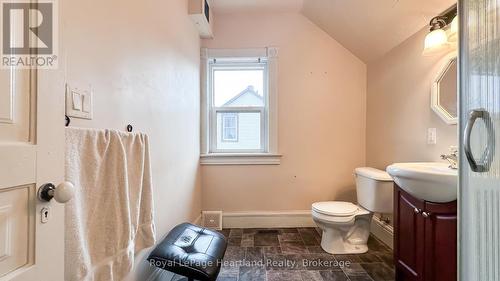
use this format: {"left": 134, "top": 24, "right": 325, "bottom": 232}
{"left": 422, "top": 212, "right": 432, "bottom": 218}
{"left": 38, "top": 182, "right": 75, "bottom": 203}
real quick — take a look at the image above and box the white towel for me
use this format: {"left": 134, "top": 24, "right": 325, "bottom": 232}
{"left": 65, "top": 128, "right": 156, "bottom": 281}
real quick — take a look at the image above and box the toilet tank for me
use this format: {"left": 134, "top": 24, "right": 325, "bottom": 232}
{"left": 354, "top": 167, "right": 393, "bottom": 213}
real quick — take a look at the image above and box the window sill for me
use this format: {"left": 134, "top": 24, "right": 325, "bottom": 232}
{"left": 200, "top": 153, "right": 282, "bottom": 166}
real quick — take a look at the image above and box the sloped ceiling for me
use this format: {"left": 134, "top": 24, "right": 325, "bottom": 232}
{"left": 301, "top": 0, "right": 456, "bottom": 62}
{"left": 210, "top": 0, "right": 456, "bottom": 63}
{"left": 211, "top": 0, "right": 304, "bottom": 15}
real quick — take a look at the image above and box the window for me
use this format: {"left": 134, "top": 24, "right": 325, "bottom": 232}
{"left": 210, "top": 60, "right": 267, "bottom": 152}
{"left": 221, "top": 113, "right": 238, "bottom": 142}
{"left": 201, "top": 48, "right": 280, "bottom": 165}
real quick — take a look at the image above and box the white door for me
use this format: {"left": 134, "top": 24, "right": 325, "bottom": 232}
{"left": 0, "top": 5, "right": 66, "bottom": 281}
{"left": 459, "top": 0, "right": 500, "bottom": 280}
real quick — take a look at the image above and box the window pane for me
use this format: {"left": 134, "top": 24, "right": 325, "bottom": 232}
{"left": 217, "top": 112, "right": 261, "bottom": 150}
{"left": 223, "top": 115, "right": 236, "bottom": 128}
{"left": 213, "top": 69, "right": 265, "bottom": 107}
{"left": 221, "top": 113, "right": 238, "bottom": 142}
{"left": 224, "top": 128, "right": 237, "bottom": 141}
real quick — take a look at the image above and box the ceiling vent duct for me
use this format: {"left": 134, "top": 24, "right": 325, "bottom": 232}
{"left": 188, "top": 0, "right": 214, "bottom": 39}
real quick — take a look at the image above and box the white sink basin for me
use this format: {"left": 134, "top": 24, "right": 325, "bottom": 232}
{"left": 386, "top": 162, "right": 458, "bottom": 203}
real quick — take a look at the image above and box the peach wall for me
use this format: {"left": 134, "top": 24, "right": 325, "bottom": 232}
{"left": 61, "top": 0, "right": 202, "bottom": 277}
{"left": 201, "top": 12, "right": 367, "bottom": 211}
{"left": 366, "top": 28, "right": 458, "bottom": 169}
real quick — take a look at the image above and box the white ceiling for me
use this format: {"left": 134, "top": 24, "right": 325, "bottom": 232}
{"left": 210, "top": 0, "right": 456, "bottom": 63}
{"left": 211, "top": 0, "right": 304, "bottom": 15}
{"left": 301, "top": 0, "right": 457, "bottom": 62}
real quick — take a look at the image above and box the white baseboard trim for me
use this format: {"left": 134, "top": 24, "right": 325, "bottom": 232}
{"left": 192, "top": 214, "right": 202, "bottom": 225}
{"left": 220, "top": 210, "right": 393, "bottom": 249}
{"left": 222, "top": 211, "right": 315, "bottom": 229}
{"left": 370, "top": 215, "right": 394, "bottom": 249}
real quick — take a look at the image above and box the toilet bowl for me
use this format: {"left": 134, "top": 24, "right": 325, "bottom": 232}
{"left": 312, "top": 167, "right": 393, "bottom": 254}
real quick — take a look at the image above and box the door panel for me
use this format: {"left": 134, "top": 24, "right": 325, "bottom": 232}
{"left": 0, "top": 186, "right": 31, "bottom": 277}
{"left": 394, "top": 186, "right": 425, "bottom": 281}
{"left": 423, "top": 201, "right": 457, "bottom": 281}
{"left": 460, "top": 0, "right": 500, "bottom": 279}
{"left": 0, "top": 68, "right": 32, "bottom": 142}
{"left": 0, "top": 69, "right": 65, "bottom": 281}
{"left": 0, "top": 2, "right": 65, "bottom": 280}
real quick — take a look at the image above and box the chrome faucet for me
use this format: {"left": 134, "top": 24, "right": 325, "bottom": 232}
{"left": 441, "top": 146, "right": 458, "bottom": 170}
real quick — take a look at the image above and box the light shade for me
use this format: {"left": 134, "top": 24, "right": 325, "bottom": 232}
{"left": 448, "top": 16, "right": 458, "bottom": 42}
{"left": 423, "top": 29, "right": 449, "bottom": 55}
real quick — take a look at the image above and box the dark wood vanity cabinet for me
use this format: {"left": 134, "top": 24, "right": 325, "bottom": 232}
{"left": 394, "top": 186, "right": 425, "bottom": 281}
{"left": 394, "top": 185, "right": 457, "bottom": 281}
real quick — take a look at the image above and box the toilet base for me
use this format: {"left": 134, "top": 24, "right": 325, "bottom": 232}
{"left": 319, "top": 227, "right": 369, "bottom": 254}
{"left": 313, "top": 210, "right": 373, "bottom": 255}
{"left": 320, "top": 234, "right": 369, "bottom": 254}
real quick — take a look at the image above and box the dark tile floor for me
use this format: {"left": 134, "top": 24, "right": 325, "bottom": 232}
{"left": 216, "top": 228, "right": 395, "bottom": 281}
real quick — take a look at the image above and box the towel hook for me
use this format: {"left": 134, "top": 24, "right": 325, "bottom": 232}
{"left": 65, "top": 115, "right": 71, "bottom": 127}
{"left": 126, "top": 124, "right": 133, "bottom": 132}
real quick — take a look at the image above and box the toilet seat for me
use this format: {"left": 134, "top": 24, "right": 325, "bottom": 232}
{"left": 312, "top": 209, "right": 356, "bottom": 224}
{"left": 312, "top": 201, "right": 371, "bottom": 224}
{"left": 312, "top": 201, "right": 359, "bottom": 216}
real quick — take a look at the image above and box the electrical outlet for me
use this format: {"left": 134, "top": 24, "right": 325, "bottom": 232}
{"left": 428, "top": 128, "right": 437, "bottom": 144}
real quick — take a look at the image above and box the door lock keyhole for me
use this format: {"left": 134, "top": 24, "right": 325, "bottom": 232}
{"left": 41, "top": 207, "right": 50, "bottom": 224}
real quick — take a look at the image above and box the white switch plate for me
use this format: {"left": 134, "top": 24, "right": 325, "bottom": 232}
{"left": 428, "top": 128, "right": 437, "bottom": 144}
{"left": 66, "top": 84, "right": 93, "bottom": 120}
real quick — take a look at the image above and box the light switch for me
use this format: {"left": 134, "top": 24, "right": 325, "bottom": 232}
{"left": 72, "top": 91, "right": 82, "bottom": 110}
{"left": 428, "top": 128, "right": 437, "bottom": 145}
{"left": 66, "top": 84, "right": 93, "bottom": 120}
{"left": 82, "top": 93, "right": 91, "bottom": 113}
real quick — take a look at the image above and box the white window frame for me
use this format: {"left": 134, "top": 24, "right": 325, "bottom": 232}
{"left": 200, "top": 47, "right": 281, "bottom": 165}
{"left": 221, "top": 113, "right": 238, "bottom": 142}
{"left": 209, "top": 61, "right": 268, "bottom": 153}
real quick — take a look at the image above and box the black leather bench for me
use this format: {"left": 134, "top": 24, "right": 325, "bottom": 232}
{"left": 148, "top": 223, "right": 228, "bottom": 281}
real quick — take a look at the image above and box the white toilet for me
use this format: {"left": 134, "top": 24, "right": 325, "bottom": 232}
{"left": 312, "top": 167, "right": 393, "bottom": 254}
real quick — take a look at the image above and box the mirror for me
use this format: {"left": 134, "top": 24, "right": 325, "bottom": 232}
{"left": 432, "top": 53, "right": 458, "bottom": 125}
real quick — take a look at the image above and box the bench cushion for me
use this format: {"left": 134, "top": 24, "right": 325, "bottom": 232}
{"left": 148, "top": 223, "right": 228, "bottom": 281}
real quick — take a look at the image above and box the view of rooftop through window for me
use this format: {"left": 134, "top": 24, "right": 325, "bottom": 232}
{"left": 213, "top": 69, "right": 265, "bottom": 106}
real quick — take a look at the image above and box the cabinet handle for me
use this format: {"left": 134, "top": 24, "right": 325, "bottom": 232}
{"left": 414, "top": 208, "right": 421, "bottom": 214}
{"left": 422, "top": 212, "right": 431, "bottom": 218}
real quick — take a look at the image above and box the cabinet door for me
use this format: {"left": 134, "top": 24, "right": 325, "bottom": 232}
{"left": 423, "top": 201, "right": 457, "bottom": 281}
{"left": 394, "top": 186, "right": 425, "bottom": 281}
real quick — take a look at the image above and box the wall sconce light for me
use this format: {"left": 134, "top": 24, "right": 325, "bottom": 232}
{"left": 423, "top": 16, "right": 450, "bottom": 55}
{"left": 448, "top": 15, "right": 458, "bottom": 42}
{"left": 423, "top": 5, "right": 457, "bottom": 56}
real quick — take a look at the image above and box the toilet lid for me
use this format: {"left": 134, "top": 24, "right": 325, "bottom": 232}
{"left": 312, "top": 201, "right": 359, "bottom": 216}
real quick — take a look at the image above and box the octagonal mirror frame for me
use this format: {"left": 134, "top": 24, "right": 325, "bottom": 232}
{"left": 431, "top": 52, "right": 458, "bottom": 125}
